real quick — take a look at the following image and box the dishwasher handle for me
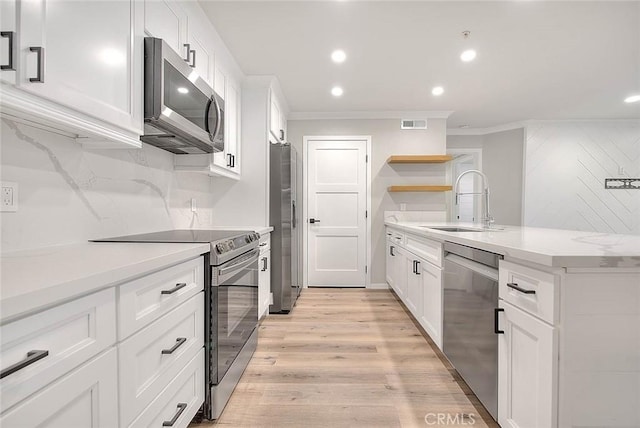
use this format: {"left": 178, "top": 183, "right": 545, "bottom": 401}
{"left": 444, "top": 253, "right": 499, "bottom": 282}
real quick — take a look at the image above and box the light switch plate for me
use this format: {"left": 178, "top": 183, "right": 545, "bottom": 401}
{"left": 1, "top": 182, "right": 18, "bottom": 212}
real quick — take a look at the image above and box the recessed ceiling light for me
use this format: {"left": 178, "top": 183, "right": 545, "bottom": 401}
{"left": 431, "top": 86, "right": 444, "bottom": 96}
{"left": 331, "top": 86, "right": 344, "bottom": 97}
{"left": 624, "top": 94, "right": 640, "bottom": 103}
{"left": 460, "top": 49, "right": 477, "bottom": 62}
{"left": 331, "top": 50, "right": 347, "bottom": 63}
{"left": 177, "top": 87, "right": 189, "bottom": 94}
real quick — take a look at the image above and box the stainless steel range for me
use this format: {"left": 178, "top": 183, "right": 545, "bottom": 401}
{"left": 93, "top": 229, "right": 259, "bottom": 420}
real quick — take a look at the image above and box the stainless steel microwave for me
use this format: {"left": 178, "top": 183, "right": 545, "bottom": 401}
{"left": 141, "top": 37, "right": 224, "bottom": 154}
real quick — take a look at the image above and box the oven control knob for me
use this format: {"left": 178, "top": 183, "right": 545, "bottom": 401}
{"left": 215, "top": 243, "right": 224, "bottom": 254}
{"left": 227, "top": 240, "right": 235, "bottom": 250}
{"left": 245, "top": 235, "right": 251, "bottom": 243}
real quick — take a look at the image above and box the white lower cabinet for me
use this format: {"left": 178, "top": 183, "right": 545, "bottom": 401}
{"left": 498, "top": 300, "right": 557, "bottom": 428}
{"left": 0, "top": 255, "right": 206, "bottom": 428}
{"left": 393, "top": 246, "right": 409, "bottom": 301}
{"left": 418, "top": 259, "right": 443, "bottom": 350}
{"left": 118, "top": 293, "right": 204, "bottom": 427}
{"left": 406, "top": 257, "right": 423, "bottom": 316}
{"left": 385, "top": 239, "right": 395, "bottom": 290}
{"left": 129, "top": 349, "right": 204, "bottom": 428}
{"left": 258, "top": 233, "right": 272, "bottom": 319}
{"left": 0, "top": 348, "right": 118, "bottom": 428}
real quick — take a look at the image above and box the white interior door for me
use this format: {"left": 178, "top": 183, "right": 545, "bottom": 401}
{"left": 306, "top": 138, "right": 368, "bottom": 287}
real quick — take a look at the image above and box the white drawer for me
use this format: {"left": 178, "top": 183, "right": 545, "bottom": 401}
{"left": 118, "top": 292, "right": 204, "bottom": 427}
{"left": 0, "top": 288, "right": 116, "bottom": 412}
{"left": 259, "top": 233, "right": 271, "bottom": 252}
{"left": 405, "top": 233, "right": 442, "bottom": 267}
{"left": 499, "top": 260, "right": 559, "bottom": 325}
{"left": 128, "top": 349, "right": 204, "bottom": 428}
{"left": 118, "top": 256, "right": 204, "bottom": 340}
{"left": 0, "top": 348, "right": 118, "bottom": 428}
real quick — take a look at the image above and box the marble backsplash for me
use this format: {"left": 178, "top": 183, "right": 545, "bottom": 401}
{"left": 0, "top": 119, "right": 215, "bottom": 253}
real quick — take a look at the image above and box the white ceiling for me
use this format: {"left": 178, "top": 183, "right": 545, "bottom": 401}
{"left": 199, "top": 1, "right": 640, "bottom": 129}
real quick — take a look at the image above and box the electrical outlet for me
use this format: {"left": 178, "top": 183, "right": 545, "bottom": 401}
{"left": 190, "top": 198, "right": 197, "bottom": 213}
{"left": 1, "top": 182, "right": 18, "bottom": 212}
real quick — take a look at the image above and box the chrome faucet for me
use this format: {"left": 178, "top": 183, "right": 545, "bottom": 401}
{"left": 454, "top": 169, "right": 494, "bottom": 228}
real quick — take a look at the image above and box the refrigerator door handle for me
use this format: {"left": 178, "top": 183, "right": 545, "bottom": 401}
{"left": 292, "top": 201, "right": 297, "bottom": 228}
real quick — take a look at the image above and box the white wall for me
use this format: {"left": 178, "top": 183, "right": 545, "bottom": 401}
{"left": 524, "top": 120, "right": 640, "bottom": 234}
{"left": 0, "top": 119, "right": 215, "bottom": 252}
{"left": 287, "top": 118, "right": 448, "bottom": 286}
{"left": 447, "top": 128, "right": 525, "bottom": 226}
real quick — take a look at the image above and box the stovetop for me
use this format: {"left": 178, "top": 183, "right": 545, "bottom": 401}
{"left": 92, "top": 229, "right": 260, "bottom": 265}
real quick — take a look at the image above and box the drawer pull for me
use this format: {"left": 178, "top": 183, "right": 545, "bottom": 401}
{"left": 494, "top": 308, "right": 505, "bottom": 334}
{"left": 390, "top": 246, "right": 395, "bottom": 256}
{"left": 162, "top": 402, "right": 188, "bottom": 427}
{"left": 29, "top": 46, "right": 44, "bottom": 82}
{"left": 0, "top": 350, "right": 49, "bottom": 379}
{"left": 161, "top": 337, "right": 187, "bottom": 355}
{"left": 261, "top": 256, "right": 268, "bottom": 272}
{"left": 506, "top": 282, "right": 536, "bottom": 295}
{"left": 161, "top": 282, "right": 187, "bottom": 295}
{"left": 1, "top": 31, "right": 16, "bottom": 71}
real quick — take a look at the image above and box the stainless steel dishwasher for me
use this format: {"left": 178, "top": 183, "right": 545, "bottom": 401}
{"left": 442, "top": 241, "right": 503, "bottom": 421}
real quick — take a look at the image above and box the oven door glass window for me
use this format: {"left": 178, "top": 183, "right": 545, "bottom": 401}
{"left": 214, "top": 251, "right": 258, "bottom": 382}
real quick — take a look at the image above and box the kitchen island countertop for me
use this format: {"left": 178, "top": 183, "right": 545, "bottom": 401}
{"left": 385, "top": 221, "right": 640, "bottom": 269}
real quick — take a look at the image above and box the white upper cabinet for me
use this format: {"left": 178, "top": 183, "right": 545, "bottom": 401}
{"left": 224, "top": 77, "right": 240, "bottom": 174}
{"left": 143, "top": 0, "right": 187, "bottom": 57}
{"left": 186, "top": 13, "right": 216, "bottom": 88}
{"left": 0, "top": 0, "right": 17, "bottom": 85}
{"left": 13, "top": 0, "right": 143, "bottom": 138}
{"left": 269, "top": 90, "right": 287, "bottom": 143}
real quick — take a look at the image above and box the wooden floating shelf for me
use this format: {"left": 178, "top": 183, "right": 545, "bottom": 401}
{"left": 387, "top": 185, "right": 453, "bottom": 192}
{"left": 387, "top": 155, "right": 452, "bottom": 164}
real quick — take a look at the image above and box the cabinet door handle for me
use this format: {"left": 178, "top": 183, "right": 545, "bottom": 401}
{"left": 0, "top": 350, "right": 49, "bottom": 379}
{"left": 1, "top": 31, "right": 16, "bottom": 71}
{"left": 390, "top": 246, "right": 395, "bottom": 256}
{"left": 279, "top": 129, "right": 285, "bottom": 141}
{"left": 29, "top": 46, "right": 44, "bottom": 82}
{"left": 162, "top": 403, "right": 188, "bottom": 426}
{"left": 309, "top": 218, "right": 320, "bottom": 224}
{"left": 506, "top": 282, "right": 536, "bottom": 295}
{"left": 183, "top": 44, "right": 191, "bottom": 62}
{"left": 161, "top": 282, "right": 187, "bottom": 295}
{"left": 190, "top": 49, "right": 196, "bottom": 68}
{"left": 261, "top": 256, "right": 268, "bottom": 271}
{"left": 227, "top": 153, "right": 233, "bottom": 167}
{"left": 231, "top": 154, "right": 235, "bottom": 168}
{"left": 411, "top": 260, "right": 416, "bottom": 274}
{"left": 494, "top": 308, "right": 505, "bottom": 334}
{"left": 415, "top": 261, "right": 421, "bottom": 275}
{"left": 161, "top": 337, "right": 187, "bottom": 355}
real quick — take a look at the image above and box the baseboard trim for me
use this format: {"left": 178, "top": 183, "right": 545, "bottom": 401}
{"left": 367, "top": 282, "right": 390, "bottom": 290}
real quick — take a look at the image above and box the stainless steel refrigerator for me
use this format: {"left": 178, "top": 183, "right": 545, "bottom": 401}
{"left": 269, "top": 143, "right": 301, "bottom": 313}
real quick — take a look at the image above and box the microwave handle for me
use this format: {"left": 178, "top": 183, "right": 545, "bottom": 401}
{"left": 210, "top": 95, "right": 222, "bottom": 141}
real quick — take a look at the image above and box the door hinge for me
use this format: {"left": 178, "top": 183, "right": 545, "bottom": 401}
{"left": 365, "top": 265, "right": 368, "bottom": 273}
{"left": 365, "top": 154, "right": 368, "bottom": 163}
{"left": 365, "top": 210, "right": 368, "bottom": 218}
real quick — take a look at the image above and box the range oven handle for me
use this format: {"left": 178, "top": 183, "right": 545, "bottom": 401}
{"left": 217, "top": 249, "right": 259, "bottom": 278}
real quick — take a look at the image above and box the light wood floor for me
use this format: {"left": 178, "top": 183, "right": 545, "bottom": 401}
{"left": 194, "top": 288, "right": 498, "bottom": 428}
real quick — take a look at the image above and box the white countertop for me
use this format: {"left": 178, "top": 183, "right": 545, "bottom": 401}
{"left": 0, "top": 242, "right": 210, "bottom": 323}
{"left": 386, "top": 221, "right": 640, "bottom": 268}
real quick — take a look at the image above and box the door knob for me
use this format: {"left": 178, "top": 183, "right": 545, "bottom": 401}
{"left": 309, "top": 218, "right": 321, "bottom": 224}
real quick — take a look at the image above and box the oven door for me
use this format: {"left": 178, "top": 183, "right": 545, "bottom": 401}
{"left": 212, "top": 249, "right": 259, "bottom": 384}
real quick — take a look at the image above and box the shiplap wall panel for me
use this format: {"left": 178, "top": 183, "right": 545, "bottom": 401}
{"left": 524, "top": 121, "right": 640, "bottom": 235}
